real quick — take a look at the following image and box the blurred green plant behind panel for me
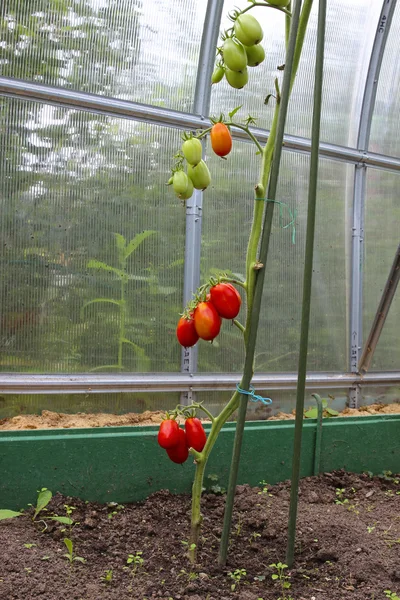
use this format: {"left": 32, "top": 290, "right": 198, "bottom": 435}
{"left": 0, "top": 0, "right": 398, "bottom": 375}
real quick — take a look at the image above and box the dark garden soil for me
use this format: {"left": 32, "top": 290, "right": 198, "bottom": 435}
{"left": 0, "top": 471, "right": 399, "bottom": 600}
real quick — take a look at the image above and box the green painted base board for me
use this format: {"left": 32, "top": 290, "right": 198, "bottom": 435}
{"left": 0, "top": 415, "right": 399, "bottom": 510}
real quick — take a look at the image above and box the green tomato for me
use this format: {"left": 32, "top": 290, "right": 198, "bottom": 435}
{"left": 265, "top": 0, "right": 290, "bottom": 6}
{"left": 211, "top": 65, "right": 225, "bottom": 84}
{"left": 223, "top": 38, "right": 247, "bottom": 72}
{"left": 173, "top": 171, "right": 190, "bottom": 195}
{"left": 178, "top": 176, "right": 194, "bottom": 200}
{"left": 244, "top": 43, "right": 265, "bottom": 67}
{"left": 188, "top": 160, "right": 211, "bottom": 191}
{"left": 182, "top": 138, "right": 202, "bottom": 166}
{"left": 225, "top": 67, "right": 249, "bottom": 89}
{"left": 234, "top": 14, "right": 263, "bottom": 47}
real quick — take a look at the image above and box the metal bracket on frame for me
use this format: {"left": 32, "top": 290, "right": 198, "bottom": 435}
{"left": 349, "top": 384, "right": 361, "bottom": 409}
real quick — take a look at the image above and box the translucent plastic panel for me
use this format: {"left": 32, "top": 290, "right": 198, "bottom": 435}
{"left": 363, "top": 169, "right": 400, "bottom": 371}
{"left": 0, "top": 97, "right": 185, "bottom": 373}
{"left": 0, "top": 0, "right": 206, "bottom": 112}
{"left": 211, "top": 0, "right": 381, "bottom": 147}
{"left": 369, "top": 5, "right": 400, "bottom": 157}
{"left": 199, "top": 139, "right": 352, "bottom": 373}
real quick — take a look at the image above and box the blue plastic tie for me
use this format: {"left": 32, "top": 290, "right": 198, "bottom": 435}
{"left": 236, "top": 384, "right": 272, "bottom": 405}
{"left": 255, "top": 198, "right": 297, "bottom": 244}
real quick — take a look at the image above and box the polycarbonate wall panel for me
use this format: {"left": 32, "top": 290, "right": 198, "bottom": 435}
{"left": 369, "top": 4, "right": 400, "bottom": 157}
{"left": 363, "top": 169, "right": 400, "bottom": 371}
{"left": 199, "top": 140, "right": 351, "bottom": 373}
{"left": 211, "top": 0, "right": 380, "bottom": 147}
{"left": 0, "top": 97, "right": 185, "bottom": 373}
{"left": 0, "top": 0, "right": 206, "bottom": 112}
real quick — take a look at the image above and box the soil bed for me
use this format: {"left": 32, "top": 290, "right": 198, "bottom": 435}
{"left": 0, "top": 470, "right": 399, "bottom": 600}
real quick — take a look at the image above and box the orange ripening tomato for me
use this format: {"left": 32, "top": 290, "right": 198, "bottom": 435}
{"left": 166, "top": 428, "right": 189, "bottom": 464}
{"left": 176, "top": 314, "right": 199, "bottom": 348}
{"left": 210, "top": 123, "right": 232, "bottom": 158}
{"left": 210, "top": 283, "right": 242, "bottom": 319}
{"left": 193, "top": 301, "right": 221, "bottom": 341}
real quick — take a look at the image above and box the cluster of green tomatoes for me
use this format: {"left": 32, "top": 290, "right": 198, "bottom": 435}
{"left": 212, "top": 0, "right": 290, "bottom": 89}
{"left": 168, "top": 122, "right": 232, "bottom": 201}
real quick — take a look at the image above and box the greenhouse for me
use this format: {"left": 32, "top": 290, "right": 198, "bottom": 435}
{"left": 0, "top": 0, "right": 399, "bottom": 598}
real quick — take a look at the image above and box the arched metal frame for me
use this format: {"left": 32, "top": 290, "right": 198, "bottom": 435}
{"left": 0, "top": 0, "right": 399, "bottom": 402}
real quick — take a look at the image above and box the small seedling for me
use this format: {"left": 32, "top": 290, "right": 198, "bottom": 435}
{"left": 228, "top": 568, "right": 246, "bottom": 591}
{"left": 270, "top": 562, "right": 291, "bottom": 595}
{"left": 367, "top": 525, "right": 376, "bottom": 533}
{"left": 334, "top": 488, "right": 349, "bottom": 505}
{"left": 178, "top": 569, "right": 198, "bottom": 582}
{"left": 101, "top": 569, "right": 113, "bottom": 583}
{"left": 181, "top": 540, "right": 197, "bottom": 552}
{"left": 203, "top": 473, "right": 226, "bottom": 495}
{"left": 258, "top": 480, "right": 273, "bottom": 496}
{"left": 63, "top": 538, "right": 86, "bottom": 564}
{"left": 23, "top": 543, "right": 37, "bottom": 549}
{"left": 385, "top": 591, "right": 400, "bottom": 600}
{"left": 125, "top": 551, "right": 144, "bottom": 576}
{"left": 107, "top": 502, "right": 125, "bottom": 519}
{"left": 249, "top": 532, "right": 261, "bottom": 545}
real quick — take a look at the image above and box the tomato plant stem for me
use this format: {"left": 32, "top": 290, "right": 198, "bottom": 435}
{"left": 240, "top": 3, "right": 292, "bottom": 18}
{"left": 219, "top": 0, "right": 311, "bottom": 566}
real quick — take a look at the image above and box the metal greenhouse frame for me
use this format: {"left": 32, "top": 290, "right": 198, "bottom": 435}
{"left": 0, "top": 0, "right": 399, "bottom": 406}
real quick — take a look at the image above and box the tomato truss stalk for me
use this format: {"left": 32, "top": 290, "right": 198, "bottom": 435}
{"left": 186, "top": 0, "right": 314, "bottom": 565}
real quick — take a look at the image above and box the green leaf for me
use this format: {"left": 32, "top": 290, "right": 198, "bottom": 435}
{"left": 74, "top": 556, "right": 86, "bottom": 563}
{"left": 228, "top": 105, "right": 242, "bottom": 119}
{"left": 124, "top": 230, "right": 157, "bottom": 260}
{"left": 114, "top": 233, "right": 126, "bottom": 252}
{"left": 87, "top": 259, "right": 127, "bottom": 279}
{"left": 63, "top": 538, "right": 73, "bottom": 555}
{"left": 304, "top": 408, "right": 317, "bottom": 419}
{"left": 271, "top": 574, "right": 278, "bottom": 580}
{"left": 122, "top": 338, "right": 150, "bottom": 371}
{"left": 34, "top": 488, "right": 52, "bottom": 520}
{"left": 0, "top": 509, "right": 23, "bottom": 520}
{"left": 47, "top": 516, "right": 74, "bottom": 525}
{"left": 81, "top": 297, "right": 123, "bottom": 317}
{"left": 326, "top": 407, "right": 339, "bottom": 417}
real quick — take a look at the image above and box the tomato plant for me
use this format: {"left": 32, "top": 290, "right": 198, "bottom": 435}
{"left": 210, "top": 283, "right": 242, "bottom": 319}
{"left": 222, "top": 38, "right": 248, "bottom": 72}
{"left": 157, "top": 419, "right": 180, "bottom": 450}
{"left": 188, "top": 160, "right": 211, "bottom": 190}
{"left": 166, "top": 428, "right": 189, "bottom": 464}
{"left": 210, "top": 123, "right": 232, "bottom": 158}
{"left": 185, "top": 418, "right": 207, "bottom": 452}
{"left": 193, "top": 301, "right": 221, "bottom": 341}
{"left": 225, "top": 68, "right": 248, "bottom": 89}
{"left": 176, "top": 314, "right": 199, "bottom": 347}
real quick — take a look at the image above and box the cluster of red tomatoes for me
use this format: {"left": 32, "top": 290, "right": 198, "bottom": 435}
{"left": 212, "top": 1, "right": 289, "bottom": 90}
{"left": 157, "top": 417, "right": 207, "bottom": 464}
{"left": 169, "top": 122, "right": 232, "bottom": 201}
{"left": 176, "top": 282, "right": 242, "bottom": 347}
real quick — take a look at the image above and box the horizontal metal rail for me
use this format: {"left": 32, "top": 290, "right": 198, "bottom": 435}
{"left": 0, "top": 371, "right": 398, "bottom": 394}
{"left": 1, "top": 77, "right": 400, "bottom": 171}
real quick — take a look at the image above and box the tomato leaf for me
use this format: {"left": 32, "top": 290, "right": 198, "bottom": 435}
{"left": 228, "top": 105, "right": 242, "bottom": 119}
{"left": 0, "top": 509, "right": 23, "bottom": 520}
{"left": 124, "top": 230, "right": 156, "bottom": 260}
{"left": 80, "top": 298, "right": 123, "bottom": 318}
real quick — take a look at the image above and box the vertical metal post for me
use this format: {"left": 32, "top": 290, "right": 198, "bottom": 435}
{"left": 180, "top": 0, "right": 224, "bottom": 404}
{"left": 349, "top": 0, "right": 396, "bottom": 407}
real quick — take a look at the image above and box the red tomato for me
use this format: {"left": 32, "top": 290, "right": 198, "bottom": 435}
{"left": 210, "top": 283, "right": 242, "bottom": 319}
{"left": 157, "top": 419, "right": 180, "bottom": 449}
{"left": 193, "top": 301, "right": 221, "bottom": 341}
{"left": 166, "top": 428, "right": 189, "bottom": 464}
{"left": 176, "top": 314, "right": 199, "bottom": 347}
{"left": 210, "top": 123, "right": 232, "bottom": 158}
{"left": 185, "top": 417, "right": 207, "bottom": 452}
